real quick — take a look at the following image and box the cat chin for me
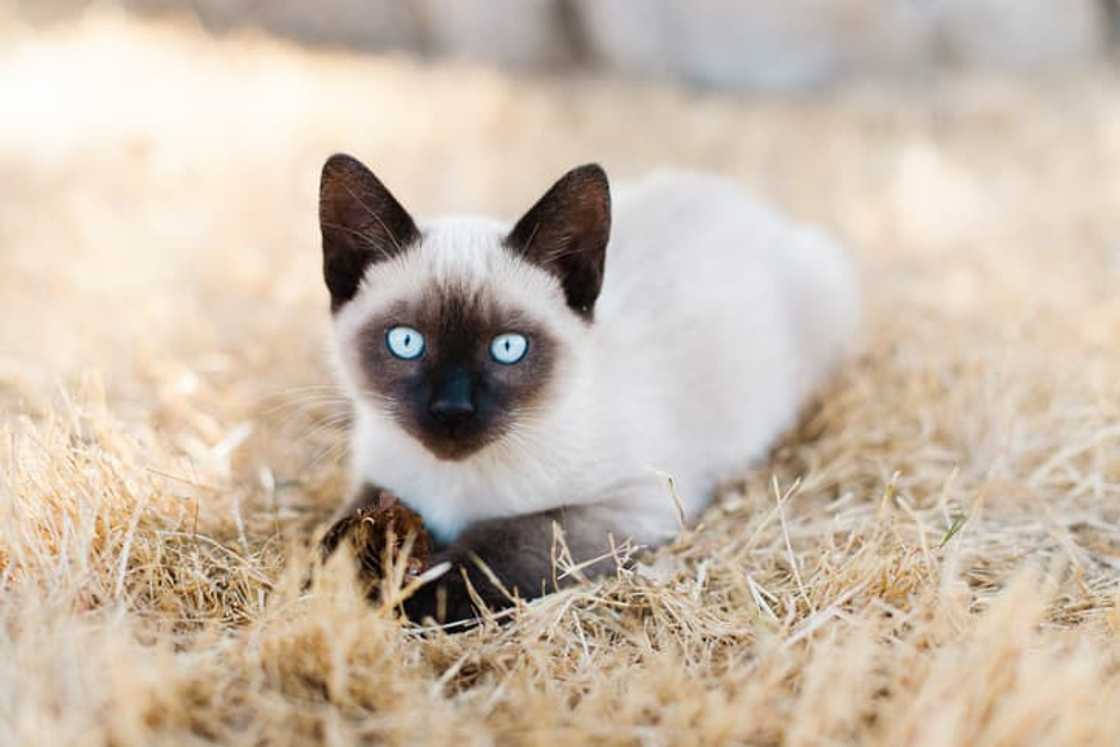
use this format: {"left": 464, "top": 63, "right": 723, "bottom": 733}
{"left": 400, "top": 422, "right": 505, "bottom": 462}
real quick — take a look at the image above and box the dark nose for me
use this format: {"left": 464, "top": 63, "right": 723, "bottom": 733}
{"left": 429, "top": 369, "right": 476, "bottom": 428}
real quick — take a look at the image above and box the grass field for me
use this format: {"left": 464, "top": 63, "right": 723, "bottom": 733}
{"left": 3, "top": 11, "right": 1120, "bottom": 746}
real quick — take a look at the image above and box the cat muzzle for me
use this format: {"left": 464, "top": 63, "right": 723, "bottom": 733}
{"left": 428, "top": 369, "right": 476, "bottom": 430}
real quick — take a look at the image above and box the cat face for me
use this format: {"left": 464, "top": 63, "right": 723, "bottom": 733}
{"left": 347, "top": 284, "right": 560, "bottom": 460}
{"left": 320, "top": 155, "right": 610, "bottom": 461}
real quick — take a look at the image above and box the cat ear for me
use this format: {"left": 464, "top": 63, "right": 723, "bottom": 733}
{"left": 319, "top": 154, "right": 420, "bottom": 312}
{"left": 506, "top": 164, "right": 611, "bottom": 320}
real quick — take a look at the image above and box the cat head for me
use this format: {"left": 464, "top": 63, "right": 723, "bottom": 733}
{"left": 320, "top": 154, "right": 611, "bottom": 461}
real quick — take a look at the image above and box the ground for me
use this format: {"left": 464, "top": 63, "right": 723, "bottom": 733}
{"left": 3, "top": 11, "right": 1120, "bottom": 746}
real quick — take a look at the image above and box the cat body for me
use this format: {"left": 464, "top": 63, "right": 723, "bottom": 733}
{"left": 319, "top": 156, "right": 858, "bottom": 622}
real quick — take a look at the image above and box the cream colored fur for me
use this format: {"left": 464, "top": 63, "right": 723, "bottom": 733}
{"left": 331, "top": 170, "right": 859, "bottom": 544}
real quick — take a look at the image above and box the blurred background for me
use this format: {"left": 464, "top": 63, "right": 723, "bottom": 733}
{"left": 3, "top": 0, "right": 1119, "bottom": 446}
{"left": 6, "top": 6, "right": 1120, "bottom": 744}
{"left": 6, "top": 0, "right": 1120, "bottom": 90}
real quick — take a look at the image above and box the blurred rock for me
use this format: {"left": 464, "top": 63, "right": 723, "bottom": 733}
{"left": 122, "top": 0, "right": 422, "bottom": 50}
{"left": 576, "top": 0, "right": 1106, "bottom": 89}
{"left": 414, "top": 0, "right": 574, "bottom": 67}
{"left": 577, "top": 0, "right": 834, "bottom": 89}
{"left": 577, "top": 0, "right": 925, "bottom": 89}
{"left": 938, "top": 0, "right": 1106, "bottom": 69}
{"left": 1, "top": 0, "right": 1112, "bottom": 87}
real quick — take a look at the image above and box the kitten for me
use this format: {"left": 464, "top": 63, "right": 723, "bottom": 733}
{"left": 318, "top": 154, "right": 859, "bottom": 623}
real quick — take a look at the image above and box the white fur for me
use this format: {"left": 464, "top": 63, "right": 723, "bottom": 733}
{"left": 330, "top": 170, "right": 859, "bottom": 544}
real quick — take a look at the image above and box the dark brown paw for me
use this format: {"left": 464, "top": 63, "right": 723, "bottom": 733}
{"left": 401, "top": 567, "right": 480, "bottom": 626}
{"left": 320, "top": 490, "right": 432, "bottom": 588}
{"left": 401, "top": 555, "right": 521, "bottom": 627}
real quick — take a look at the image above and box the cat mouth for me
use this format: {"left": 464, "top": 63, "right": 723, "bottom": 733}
{"left": 409, "top": 416, "right": 507, "bottom": 462}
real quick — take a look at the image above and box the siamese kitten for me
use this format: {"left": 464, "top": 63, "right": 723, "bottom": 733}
{"left": 319, "top": 154, "right": 858, "bottom": 623}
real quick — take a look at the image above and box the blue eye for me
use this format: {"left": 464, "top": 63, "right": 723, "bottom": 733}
{"left": 490, "top": 332, "right": 528, "bottom": 365}
{"left": 386, "top": 326, "right": 425, "bottom": 360}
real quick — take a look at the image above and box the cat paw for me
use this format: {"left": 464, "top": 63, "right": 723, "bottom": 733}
{"left": 400, "top": 562, "right": 484, "bottom": 626}
{"left": 319, "top": 488, "right": 432, "bottom": 586}
{"left": 319, "top": 511, "right": 359, "bottom": 560}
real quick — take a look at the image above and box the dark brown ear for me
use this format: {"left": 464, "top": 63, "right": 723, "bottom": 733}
{"left": 319, "top": 154, "right": 420, "bottom": 312}
{"left": 505, "top": 164, "right": 611, "bottom": 320}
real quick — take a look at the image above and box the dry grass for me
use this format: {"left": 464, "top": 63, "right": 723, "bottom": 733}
{"left": 3, "top": 10, "right": 1120, "bottom": 746}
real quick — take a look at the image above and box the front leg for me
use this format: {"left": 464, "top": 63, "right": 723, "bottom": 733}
{"left": 319, "top": 482, "right": 389, "bottom": 560}
{"left": 403, "top": 506, "right": 624, "bottom": 625}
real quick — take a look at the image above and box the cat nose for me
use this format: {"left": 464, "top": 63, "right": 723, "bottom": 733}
{"left": 429, "top": 370, "right": 476, "bottom": 428}
{"left": 430, "top": 397, "right": 475, "bottom": 425}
